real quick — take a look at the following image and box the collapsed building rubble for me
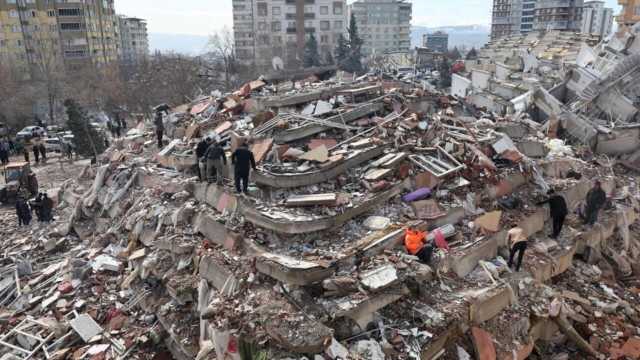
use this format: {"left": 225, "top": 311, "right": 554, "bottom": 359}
{"left": 1, "top": 46, "right": 640, "bottom": 360}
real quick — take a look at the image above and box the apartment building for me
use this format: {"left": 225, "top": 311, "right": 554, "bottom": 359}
{"left": 533, "top": 0, "right": 584, "bottom": 31}
{"left": 423, "top": 31, "right": 449, "bottom": 53}
{"left": 0, "top": 0, "right": 119, "bottom": 78}
{"left": 617, "top": 0, "right": 640, "bottom": 29}
{"left": 491, "top": 0, "right": 584, "bottom": 39}
{"left": 232, "top": 0, "right": 348, "bottom": 71}
{"left": 349, "top": 0, "right": 412, "bottom": 57}
{"left": 581, "top": 1, "right": 613, "bottom": 38}
{"left": 118, "top": 16, "right": 149, "bottom": 65}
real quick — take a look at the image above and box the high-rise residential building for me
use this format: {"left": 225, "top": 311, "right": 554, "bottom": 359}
{"left": 232, "top": 0, "right": 348, "bottom": 71}
{"left": 533, "top": 0, "right": 584, "bottom": 31}
{"left": 0, "top": 0, "right": 119, "bottom": 78}
{"left": 117, "top": 16, "right": 149, "bottom": 65}
{"left": 617, "top": 0, "right": 640, "bottom": 29}
{"left": 491, "top": 0, "right": 584, "bottom": 39}
{"left": 581, "top": 1, "right": 613, "bottom": 38}
{"left": 423, "top": 31, "right": 449, "bottom": 53}
{"left": 349, "top": 0, "right": 412, "bottom": 57}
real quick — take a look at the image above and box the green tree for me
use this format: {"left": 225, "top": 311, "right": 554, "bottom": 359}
{"left": 64, "top": 99, "right": 106, "bottom": 158}
{"left": 439, "top": 57, "right": 452, "bottom": 89}
{"left": 335, "top": 14, "right": 364, "bottom": 74}
{"left": 324, "top": 51, "right": 335, "bottom": 66}
{"left": 303, "top": 34, "right": 321, "bottom": 68}
{"left": 466, "top": 47, "right": 478, "bottom": 60}
{"left": 335, "top": 34, "right": 349, "bottom": 65}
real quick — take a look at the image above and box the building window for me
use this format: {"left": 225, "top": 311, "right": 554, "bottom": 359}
{"left": 48, "top": 10, "right": 55, "bottom": 17}
{"left": 333, "top": 2, "right": 343, "bottom": 15}
{"left": 272, "top": 21, "right": 281, "bottom": 31}
{"left": 258, "top": 3, "right": 268, "bottom": 17}
{"left": 58, "top": 8, "right": 82, "bottom": 16}
{"left": 320, "top": 35, "right": 329, "bottom": 43}
{"left": 320, "top": 21, "right": 330, "bottom": 30}
{"left": 258, "top": 22, "right": 267, "bottom": 31}
{"left": 273, "top": 7, "right": 281, "bottom": 16}
{"left": 334, "top": 21, "right": 343, "bottom": 30}
{"left": 60, "top": 22, "right": 83, "bottom": 31}
{"left": 320, "top": 6, "right": 328, "bottom": 15}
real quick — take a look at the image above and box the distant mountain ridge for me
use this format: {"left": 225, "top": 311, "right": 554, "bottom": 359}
{"left": 149, "top": 33, "right": 210, "bottom": 55}
{"left": 412, "top": 25, "right": 491, "bottom": 50}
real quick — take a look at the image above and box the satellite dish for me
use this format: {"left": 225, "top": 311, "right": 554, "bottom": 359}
{"left": 272, "top": 57, "right": 284, "bottom": 71}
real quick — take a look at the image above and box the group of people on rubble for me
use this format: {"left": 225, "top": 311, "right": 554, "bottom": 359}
{"left": 404, "top": 180, "right": 609, "bottom": 273}
{"left": 0, "top": 138, "right": 12, "bottom": 165}
{"left": 16, "top": 192, "right": 54, "bottom": 227}
{"left": 22, "top": 138, "right": 48, "bottom": 165}
{"left": 195, "top": 136, "right": 257, "bottom": 194}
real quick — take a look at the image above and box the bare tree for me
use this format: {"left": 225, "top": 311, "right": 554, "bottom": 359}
{"left": 30, "top": 31, "right": 66, "bottom": 124}
{"left": 206, "top": 27, "right": 240, "bottom": 91}
{"left": 0, "top": 64, "right": 35, "bottom": 131}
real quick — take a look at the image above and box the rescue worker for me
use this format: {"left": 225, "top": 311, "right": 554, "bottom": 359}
{"left": 154, "top": 111, "right": 164, "bottom": 148}
{"left": 39, "top": 143, "right": 47, "bottom": 163}
{"left": 582, "top": 180, "right": 607, "bottom": 226}
{"left": 32, "top": 140, "right": 40, "bottom": 164}
{"left": 507, "top": 226, "right": 527, "bottom": 271}
{"left": 16, "top": 196, "right": 32, "bottom": 226}
{"left": 196, "top": 137, "right": 211, "bottom": 181}
{"left": 231, "top": 141, "right": 256, "bottom": 194}
{"left": 537, "top": 189, "right": 568, "bottom": 239}
{"left": 41, "top": 193, "right": 53, "bottom": 222}
{"left": 0, "top": 139, "right": 9, "bottom": 165}
{"left": 404, "top": 228, "right": 433, "bottom": 264}
{"left": 32, "top": 193, "right": 44, "bottom": 222}
{"left": 205, "top": 140, "right": 227, "bottom": 185}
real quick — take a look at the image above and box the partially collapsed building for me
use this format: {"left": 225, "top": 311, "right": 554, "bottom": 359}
{"left": 1, "top": 26, "right": 640, "bottom": 360}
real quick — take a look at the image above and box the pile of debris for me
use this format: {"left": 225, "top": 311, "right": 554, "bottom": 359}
{"left": 1, "top": 55, "right": 640, "bottom": 360}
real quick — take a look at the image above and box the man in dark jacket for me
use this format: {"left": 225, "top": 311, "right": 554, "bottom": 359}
{"left": 16, "top": 196, "right": 31, "bottom": 226}
{"left": 41, "top": 193, "right": 54, "bottom": 222}
{"left": 205, "top": 140, "right": 227, "bottom": 185}
{"left": 196, "top": 138, "right": 210, "bottom": 181}
{"left": 231, "top": 142, "right": 256, "bottom": 193}
{"left": 583, "top": 180, "right": 607, "bottom": 225}
{"left": 39, "top": 143, "right": 47, "bottom": 163}
{"left": 537, "top": 189, "right": 568, "bottom": 239}
{"left": 154, "top": 112, "right": 164, "bottom": 148}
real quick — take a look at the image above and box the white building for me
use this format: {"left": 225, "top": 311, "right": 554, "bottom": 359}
{"left": 581, "top": 1, "right": 614, "bottom": 38}
{"left": 232, "top": 0, "right": 347, "bottom": 71}
{"left": 349, "top": 0, "right": 412, "bottom": 57}
{"left": 117, "top": 16, "right": 149, "bottom": 64}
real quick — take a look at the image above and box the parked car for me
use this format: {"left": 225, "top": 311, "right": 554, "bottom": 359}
{"left": 43, "top": 137, "right": 63, "bottom": 152}
{"left": 16, "top": 126, "right": 46, "bottom": 140}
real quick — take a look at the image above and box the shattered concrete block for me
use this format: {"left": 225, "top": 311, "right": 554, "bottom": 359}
{"left": 471, "top": 327, "right": 497, "bottom": 360}
{"left": 70, "top": 314, "right": 103, "bottom": 342}
{"left": 359, "top": 265, "right": 398, "bottom": 291}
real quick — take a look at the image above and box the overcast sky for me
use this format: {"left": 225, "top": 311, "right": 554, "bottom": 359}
{"left": 114, "top": 0, "right": 622, "bottom": 36}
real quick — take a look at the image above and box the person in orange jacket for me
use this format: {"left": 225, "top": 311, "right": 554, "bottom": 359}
{"left": 404, "top": 228, "right": 434, "bottom": 264}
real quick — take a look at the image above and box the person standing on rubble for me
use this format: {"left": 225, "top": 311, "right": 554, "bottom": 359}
{"left": 582, "top": 180, "right": 607, "bottom": 226}
{"left": 507, "top": 226, "right": 527, "bottom": 272}
{"left": 537, "top": 189, "right": 568, "bottom": 239}
{"left": 31, "top": 139, "right": 40, "bottom": 164}
{"left": 41, "top": 193, "right": 54, "bottom": 222}
{"left": 154, "top": 111, "right": 165, "bottom": 149}
{"left": 205, "top": 140, "right": 227, "bottom": 185}
{"left": 196, "top": 137, "right": 211, "bottom": 181}
{"left": 231, "top": 141, "right": 256, "bottom": 194}
{"left": 38, "top": 143, "right": 47, "bottom": 164}
{"left": 0, "top": 139, "right": 9, "bottom": 165}
{"left": 15, "top": 196, "right": 32, "bottom": 226}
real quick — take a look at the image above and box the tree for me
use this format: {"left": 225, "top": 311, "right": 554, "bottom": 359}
{"left": 303, "top": 34, "right": 321, "bottom": 68}
{"left": 448, "top": 47, "right": 462, "bottom": 61}
{"left": 466, "top": 47, "right": 479, "bottom": 60}
{"left": 334, "top": 14, "right": 365, "bottom": 74}
{"left": 438, "top": 57, "right": 452, "bottom": 89}
{"left": 64, "top": 99, "right": 106, "bottom": 158}
{"left": 324, "top": 52, "right": 335, "bottom": 66}
{"left": 31, "top": 31, "right": 67, "bottom": 124}
{"left": 206, "top": 27, "right": 239, "bottom": 91}
{"left": 0, "top": 65, "right": 35, "bottom": 132}
{"left": 335, "top": 34, "right": 349, "bottom": 65}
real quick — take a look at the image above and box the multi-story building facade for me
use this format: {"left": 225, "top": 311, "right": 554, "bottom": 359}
{"left": 349, "top": 0, "right": 412, "bottom": 57}
{"left": 232, "top": 0, "right": 348, "bottom": 71}
{"left": 581, "top": 1, "right": 613, "bottom": 38}
{"left": 117, "top": 16, "right": 149, "bottom": 65}
{"left": 491, "top": 0, "right": 584, "bottom": 39}
{"left": 423, "top": 31, "right": 449, "bottom": 53}
{"left": 617, "top": 0, "right": 640, "bottom": 29}
{"left": 0, "top": 0, "right": 119, "bottom": 78}
{"left": 533, "top": 0, "right": 584, "bottom": 31}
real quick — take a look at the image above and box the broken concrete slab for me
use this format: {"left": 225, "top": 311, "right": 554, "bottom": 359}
{"left": 285, "top": 193, "right": 337, "bottom": 207}
{"left": 256, "top": 253, "right": 334, "bottom": 286}
{"left": 471, "top": 327, "right": 497, "bottom": 360}
{"left": 70, "top": 314, "right": 103, "bottom": 342}
{"left": 359, "top": 265, "right": 398, "bottom": 291}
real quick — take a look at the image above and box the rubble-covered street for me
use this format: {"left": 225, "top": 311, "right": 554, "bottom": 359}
{"left": 2, "top": 26, "right": 640, "bottom": 360}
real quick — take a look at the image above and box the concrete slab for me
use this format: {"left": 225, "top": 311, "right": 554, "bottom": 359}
{"left": 70, "top": 314, "right": 103, "bottom": 342}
